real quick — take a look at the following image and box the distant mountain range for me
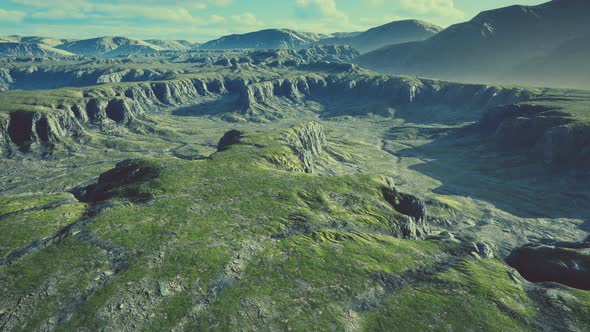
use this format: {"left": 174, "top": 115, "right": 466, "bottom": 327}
{"left": 0, "top": 19, "right": 441, "bottom": 57}
{"left": 356, "top": 0, "right": 590, "bottom": 89}
{"left": 199, "top": 29, "right": 330, "bottom": 50}
{"left": 1, "top": 0, "right": 589, "bottom": 89}
{"left": 199, "top": 20, "right": 441, "bottom": 53}
{"left": 0, "top": 36, "right": 201, "bottom": 57}
{"left": 55, "top": 37, "right": 162, "bottom": 57}
{"left": 0, "top": 42, "right": 74, "bottom": 57}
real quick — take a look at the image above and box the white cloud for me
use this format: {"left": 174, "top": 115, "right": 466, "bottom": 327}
{"left": 295, "top": 0, "right": 348, "bottom": 20}
{"left": 399, "top": 0, "right": 464, "bottom": 19}
{"left": 365, "top": 0, "right": 464, "bottom": 20}
{"left": 0, "top": 8, "right": 26, "bottom": 22}
{"left": 95, "top": 4, "right": 200, "bottom": 23}
{"left": 231, "top": 12, "right": 260, "bottom": 27}
{"left": 209, "top": 14, "right": 226, "bottom": 24}
{"left": 207, "top": 0, "right": 232, "bottom": 6}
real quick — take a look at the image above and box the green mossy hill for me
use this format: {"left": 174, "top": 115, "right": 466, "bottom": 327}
{"left": 2, "top": 123, "right": 587, "bottom": 331}
{"left": 0, "top": 123, "right": 433, "bottom": 330}
{"left": 1, "top": 120, "right": 589, "bottom": 331}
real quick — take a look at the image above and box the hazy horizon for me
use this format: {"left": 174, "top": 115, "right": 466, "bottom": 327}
{"left": 1, "top": 0, "right": 547, "bottom": 42}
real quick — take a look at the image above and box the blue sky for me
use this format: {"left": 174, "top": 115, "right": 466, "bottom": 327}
{"left": 0, "top": 0, "right": 548, "bottom": 42}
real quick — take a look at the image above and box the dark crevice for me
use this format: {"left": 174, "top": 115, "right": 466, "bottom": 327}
{"left": 382, "top": 187, "right": 426, "bottom": 222}
{"left": 8, "top": 111, "right": 34, "bottom": 151}
{"left": 105, "top": 99, "right": 126, "bottom": 122}
{"left": 35, "top": 116, "right": 50, "bottom": 143}
{"left": 506, "top": 241, "right": 590, "bottom": 290}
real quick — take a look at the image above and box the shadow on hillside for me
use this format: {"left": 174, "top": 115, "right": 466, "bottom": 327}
{"left": 392, "top": 131, "right": 590, "bottom": 222}
{"left": 171, "top": 94, "right": 239, "bottom": 117}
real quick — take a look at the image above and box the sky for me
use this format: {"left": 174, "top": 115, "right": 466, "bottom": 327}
{"left": 0, "top": 0, "right": 548, "bottom": 42}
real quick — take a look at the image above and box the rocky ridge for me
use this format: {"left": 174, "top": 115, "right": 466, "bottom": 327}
{"left": 0, "top": 72, "right": 537, "bottom": 155}
{"left": 0, "top": 67, "right": 176, "bottom": 91}
{"left": 478, "top": 103, "right": 590, "bottom": 166}
{"left": 0, "top": 77, "right": 227, "bottom": 154}
{"left": 238, "top": 74, "right": 534, "bottom": 113}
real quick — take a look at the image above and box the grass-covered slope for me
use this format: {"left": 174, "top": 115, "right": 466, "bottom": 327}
{"left": 2, "top": 122, "right": 587, "bottom": 331}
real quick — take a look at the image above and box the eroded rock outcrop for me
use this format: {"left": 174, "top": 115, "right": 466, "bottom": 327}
{"left": 0, "top": 68, "right": 14, "bottom": 91}
{"left": 260, "top": 123, "right": 326, "bottom": 173}
{"left": 382, "top": 186, "right": 430, "bottom": 239}
{"left": 282, "top": 122, "right": 327, "bottom": 173}
{"left": 0, "top": 77, "right": 229, "bottom": 154}
{"left": 5, "top": 110, "right": 84, "bottom": 153}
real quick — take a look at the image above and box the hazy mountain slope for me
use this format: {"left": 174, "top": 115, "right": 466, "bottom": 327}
{"left": 57, "top": 36, "right": 162, "bottom": 57}
{"left": 0, "top": 42, "right": 75, "bottom": 57}
{"left": 199, "top": 29, "right": 329, "bottom": 50}
{"left": 323, "top": 19, "right": 442, "bottom": 54}
{"left": 356, "top": 0, "right": 590, "bottom": 88}
{"left": 511, "top": 34, "right": 590, "bottom": 88}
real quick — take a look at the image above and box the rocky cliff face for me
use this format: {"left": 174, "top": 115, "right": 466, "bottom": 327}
{"left": 260, "top": 122, "right": 328, "bottom": 174}
{"left": 478, "top": 104, "right": 590, "bottom": 166}
{"left": 4, "top": 109, "right": 84, "bottom": 153}
{"left": 0, "top": 68, "right": 14, "bottom": 91}
{"left": 382, "top": 186, "right": 430, "bottom": 239}
{"left": 238, "top": 74, "right": 533, "bottom": 114}
{"left": 0, "top": 77, "right": 228, "bottom": 154}
{"left": 1, "top": 71, "right": 534, "bottom": 155}
{"left": 281, "top": 122, "right": 327, "bottom": 173}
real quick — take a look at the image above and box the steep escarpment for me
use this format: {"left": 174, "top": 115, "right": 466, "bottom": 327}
{"left": 238, "top": 73, "right": 534, "bottom": 118}
{"left": 477, "top": 103, "right": 590, "bottom": 167}
{"left": 277, "top": 121, "right": 327, "bottom": 173}
{"left": 0, "top": 77, "right": 228, "bottom": 154}
{"left": 0, "top": 68, "right": 13, "bottom": 91}
{"left": 4, "top": 110, "right": 84, "bottom": 153}
{"left": 382, "top": 186, "right": 429, "bottom": 239}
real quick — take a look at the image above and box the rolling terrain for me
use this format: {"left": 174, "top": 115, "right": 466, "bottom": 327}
{"left": 0, "top": 0, "right": 589, "bottom": 330}
{"left": 0, "top": 50, "right": 588, "bottom": 330}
